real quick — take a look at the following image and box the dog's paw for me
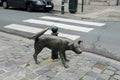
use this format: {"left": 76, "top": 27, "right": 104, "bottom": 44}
{"left": 65, "top": 59, "right": 70, "bottom": 62}
{"left": 35, "top": 61, "right": 40, "bottom": 64}
{"left": 64, "top": 64, "right": 69, "bottom": 68}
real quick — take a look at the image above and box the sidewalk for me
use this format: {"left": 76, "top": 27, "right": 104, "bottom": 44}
{"left": 53, "top": 4, "right": 120, "bottom": 21}
{"left": 0, "top": 32, "right": 120, "bottom": 80}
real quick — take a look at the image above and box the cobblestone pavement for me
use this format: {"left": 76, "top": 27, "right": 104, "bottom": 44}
{"left": 0, "top": 32, "right": 120, "bottom": 80}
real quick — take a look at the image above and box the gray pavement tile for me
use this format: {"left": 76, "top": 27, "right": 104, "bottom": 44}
{"left": 116, "top": 71, "right": 120, "bottom": 75}
{"left": 82, "top": 75, "right": 95, "bottom": 80}
{"left": 0, "top": 69, "right": 6, "bottom": 74}
{"left": 110, "top": 77, "right": 118, "bottom": 80}
{"left": 56, "top": 72, "right": 74, "bottom": 80}
{"left": 107, "top": 66, "right": 117, "bottom": 71}
{"left": 50, "top": 77, "right": 62, "bottom": 80}
{"left": 36, "top": 69, "right": 50, "bottom": 75}
{"left": 26, "top": 73, "right": 38, "bottom": 80}
{"left": 86, "top": 71, "right": 99, "bottom": 78}
{"left": 103, "top": 69, "right": 115, "bottom": 76}
{"left": 99, "top": 74, "right": 110, "bottom": 80}
{"left": 44, "top": 71, "right": 56, "bottom": 78}
{"left": 92, "top": 67, "right": 103, "bottom": 73}
{"left": 96, "top": 77, "right": 105, "bottom": 80}
{"left": 37, "top": 75, "right": 50, "bottom": 80}
{"left": 0, "top": 75, "right": 5, "bottom": 80}
{"left": 114, "top": 75, "right": 120, "bottom": 80}
{"left": 20, "top": 78, "right": 29, "bottom": 80}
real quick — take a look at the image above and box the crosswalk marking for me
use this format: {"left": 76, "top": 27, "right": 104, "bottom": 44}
{"left": 23, "top": 19, "right": 94, "bottom": 32}
{"left": 4, "top": 24, "right": 80, "bottom": 40}
{"left": 40, "top": 16, "right": 106, "bottom": 27}
{"left": 4, "top": 16, "right": 107, "bottom": 40}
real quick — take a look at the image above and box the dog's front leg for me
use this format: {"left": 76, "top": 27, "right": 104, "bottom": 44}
{"left": 63, "top": 52, "right": 69, "bottom": 62}
{"left": 59, "top": 51, "right": 69, "bottom": 68}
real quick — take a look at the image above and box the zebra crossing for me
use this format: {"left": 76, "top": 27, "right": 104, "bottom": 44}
{"left": 4, "top": 16, "right": 106, "bottom": 40}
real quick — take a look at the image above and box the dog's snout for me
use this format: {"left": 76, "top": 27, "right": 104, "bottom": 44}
{"left": 79, "top": 51, "right": 82, "bottom": 54}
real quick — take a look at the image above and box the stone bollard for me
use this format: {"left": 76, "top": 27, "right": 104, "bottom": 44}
{"left": 51, "top": 27, "right": 59, "bottom": 60}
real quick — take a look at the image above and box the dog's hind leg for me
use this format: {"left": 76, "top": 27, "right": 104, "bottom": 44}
{"left": 33, "top": 44, "right": 43, "bottom": 64}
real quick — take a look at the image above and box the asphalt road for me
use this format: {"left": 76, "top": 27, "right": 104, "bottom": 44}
{"left": 0, "top": 7, "right": 120, "bottom": 61}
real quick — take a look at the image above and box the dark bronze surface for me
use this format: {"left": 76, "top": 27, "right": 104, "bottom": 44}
{"left": 31, "top": 28, "right": 82, "bottom": 68}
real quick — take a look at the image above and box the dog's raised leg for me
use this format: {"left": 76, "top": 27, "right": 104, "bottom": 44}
{"left": 59, "top": 51, "right": 69, "bottom": 68}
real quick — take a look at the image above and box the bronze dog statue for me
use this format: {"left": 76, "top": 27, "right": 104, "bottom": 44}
{"left": 31, "top": 28, "right": 82, "bottom": 68}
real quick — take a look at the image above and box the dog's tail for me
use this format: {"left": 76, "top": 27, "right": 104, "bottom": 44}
{"left": 30, "top": 27, "right": 49, "bottom": 40}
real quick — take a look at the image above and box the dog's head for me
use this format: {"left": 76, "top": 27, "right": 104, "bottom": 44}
{"left": 69, "top": 40, "right": 83, "bottom": 54}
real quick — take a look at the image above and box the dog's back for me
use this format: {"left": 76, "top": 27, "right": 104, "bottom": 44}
{"left": 36, "top": 34, "right": 73, "bottom": 51}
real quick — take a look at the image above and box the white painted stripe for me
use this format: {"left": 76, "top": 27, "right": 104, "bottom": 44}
{"left": 40, "top": 16, "right": 106, "bottom": 26}
{"left": 4, "top": 24, "right": 80, "bottom": 40}
{"left": 23, "top": 19, "right": 94, "bottom": 32}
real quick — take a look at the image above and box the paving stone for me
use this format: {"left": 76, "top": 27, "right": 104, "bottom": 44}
{"left": 92, "top": 67, "right": 103, "bottom": 73}
{"left": 75, "top": 70, "right": 87, "bottom": 79}
{"left": 20, "top": 78, "right": 29, "bottom": 80}
{"left": 14, "top": 60, "right": 25, "bottom": 66}
{"left": 41, "top": 54, "right": 50, "bottom": 60}
{"left": 0, "top": 75, "right": 5, "bottom": 80}
{"left": 86, "top": 71, "right": 99, "bottom": 78}
{"left": 26, "top": 73, "right": 38, "bottom": 80}
{"left": 44, "top": 71, "right": 56, "bottom": 78}
{"left": 82, "top": 75, "right": 95, "bottom": 80}
{"left": 50, "top": 77, "right": 62, "bottom": 80}
{"left": 110, "top": 77, "right": 117, "bottom": 80}
{"left": 4, "top": 76, "right": 19, "bottom": 80}
{"left": 24, "top": 68, "right": 33, "bottom": 74}
{"left": 67, "top": 69, "right": 87, "bottom": 80}
{"left": 56, "top": 72, "right": 74, "bottom": 80}
{"left": 14, "top": 71, "right": 26, "bottom": 79}
{"left": 109, "top": 63, "right": 120, "bottom": 70}
{"left": 96, "top": 77, "right": 105, "bottom": 80}
{"left": 103, "top": 69, "right": 115, "bottom": 76}
{"left": 99, "top": 74, "right": 110, "bottom": 80}
{"left": 0, "top": 43, "right": 11, "bottom": 51}
{"left": 80, "top": 66, "right": 91, "bottom": 72}
{"left": 36, "top": 69, "right": 49, "bottom": 75}
{"left": 37, "top": 75, "right": 49, "bottom": 80}
{"left": 114, "top": 75, "right": 120, "bottom": 80}
{"left": 116, "top": 71, "right": 120, "bottom": 75}
{"left": 107, "top": 66, "right": 117, "bottom": 71}
{"left": 0, "top": 56, "right": 7, "bottom": 62}
{"left": 0, "top": 69, "right": 6, "bottom": 74}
